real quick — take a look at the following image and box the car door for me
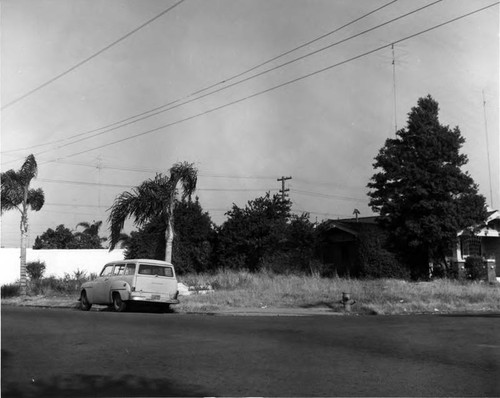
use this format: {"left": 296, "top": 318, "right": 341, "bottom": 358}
{"left": 92, "top": 264, "right": 115, "bottom": 304}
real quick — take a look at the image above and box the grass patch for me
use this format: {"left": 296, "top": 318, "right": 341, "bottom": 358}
{"left": 177, "top": 270, "right": 500, "bottom": 314}
{"left": 3, "top": 269, "right": 499, "bottom": 315}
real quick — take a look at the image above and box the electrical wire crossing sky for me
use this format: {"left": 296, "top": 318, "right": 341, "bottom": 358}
{"left": 1, "top": 0, "right": 498, "bottom": 248}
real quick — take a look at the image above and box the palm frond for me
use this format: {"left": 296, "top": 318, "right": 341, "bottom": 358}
{"left": 169, "top": 161, "right": 198, "bottom": 201}
{"left": 76, "top": 221, "right": 91, "bottom": 231}
{"left": 27, "top": 188, "right": 45, "bottom": 211}
{"left": 108, "top": 185, "right": 167, "bottom": 250}
{"left": 19, "top": 154, "right": 38, "bottom": 185}
{"left": 1, "top": 170, "right": 24, "bottom": 212}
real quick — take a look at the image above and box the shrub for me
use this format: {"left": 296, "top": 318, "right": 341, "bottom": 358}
{"left": 1, "top": 283, "right": 20, "bottom": 298}
{"left": 464, "top": 256, "right": 486, "bottom": 281}
{"left": 26, "top": 261, "right": 46, "bottom": 280}
{"left": 358, "top": 230, "right": 410, "bottom": 279}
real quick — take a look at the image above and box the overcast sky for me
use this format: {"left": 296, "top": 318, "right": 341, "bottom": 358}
{"left": 1, "top": 0, "right": 499, "bottom": 248}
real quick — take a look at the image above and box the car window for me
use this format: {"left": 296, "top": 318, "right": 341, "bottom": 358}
{"left": 124, "top": 264, "right": 136, "bottom": 275}
{"left": 100, "top": 265, "right": 114, "bottom": 276}
{"left": 138, "top": 265, "right": 173, "bottom": 277}
{"left": 113, "top": 264, "right": 126, "bottom": 275}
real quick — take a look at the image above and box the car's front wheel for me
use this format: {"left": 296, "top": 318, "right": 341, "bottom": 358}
{"left": 80, "top": 291, "right": 92, "bottom": 311}
{"left": 112, "top": 292, "right": 127, "bottom": 312}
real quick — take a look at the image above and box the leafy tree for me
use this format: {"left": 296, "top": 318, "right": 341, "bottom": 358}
{"left": 267, "top": 213, "right": 317, "bottom": 274}
{"left": 172, "top": 198, "right": 214, "bottom": 273}
{"left": 33, "top": 221, "right": 106, "bottom": 249}
{"left": 1, "top": 154, "right": 45, "bottom": 294}
{"left": 108, "top": 162, "right": 197, "bottom": 263}
{"left": 124, "top": 221, "right": 165, "bottom": 260}
{"left": 215, "top": 192, "right": 290, "bottom": 271}
{"left": 33, "top": 224, "right": 75, "bottom": 249}
{"left": 214, "top": 192, "right": 317, "bottom": 273}
{"left": 367, "top": 95, "right": 487, "bottom": 278}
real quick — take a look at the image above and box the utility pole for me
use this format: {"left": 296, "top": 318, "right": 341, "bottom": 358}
{"left": 482, "top": 90, "right": 494, "bottom": 208}
{"left": 277, "top": 176, "right": 292, "bottom": 201}
{"left": 392, "top": 43, "right": 398, "bottom": 135}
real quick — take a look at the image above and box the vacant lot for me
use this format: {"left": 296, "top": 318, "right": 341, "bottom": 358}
{"left": 177, "top": 271, "right": 500, "bottom": 314}
{"left": 3, "top": 270, "right": 500, "bottom": 315}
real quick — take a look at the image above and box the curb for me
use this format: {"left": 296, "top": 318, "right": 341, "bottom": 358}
{"left": 1, "top": 300, "right": 348, "bottom": 316}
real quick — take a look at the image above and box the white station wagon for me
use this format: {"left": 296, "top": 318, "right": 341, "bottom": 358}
{"left": 79, "top": 259, "right": 180, "bottom": 312}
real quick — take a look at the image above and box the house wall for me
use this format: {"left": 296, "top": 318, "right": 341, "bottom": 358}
{"left": 483, "top": 238, "right": 500, "bottom": 276}
{"left": 0, "top": 248, "right": 125, "bottom": 285}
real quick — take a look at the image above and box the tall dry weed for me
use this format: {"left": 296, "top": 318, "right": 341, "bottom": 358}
{"left": 178, "top": 270, "right": 500, "bottom": 314}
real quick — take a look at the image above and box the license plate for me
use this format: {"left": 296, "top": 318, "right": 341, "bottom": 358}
{"left": 151, "top": 295, "right": 161, "bottom": 300}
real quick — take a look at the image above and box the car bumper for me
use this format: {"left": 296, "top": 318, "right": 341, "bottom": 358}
{"left": 129, "top": 292, "right": 179, "bottom": 304}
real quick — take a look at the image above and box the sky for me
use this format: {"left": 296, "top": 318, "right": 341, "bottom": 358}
{"left": 1, "top": 0, "right": 499, "bottom": 248}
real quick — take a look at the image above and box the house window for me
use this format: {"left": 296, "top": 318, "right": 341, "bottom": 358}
{"left": 460, "top": 235, "right": 482, "bottom": 258}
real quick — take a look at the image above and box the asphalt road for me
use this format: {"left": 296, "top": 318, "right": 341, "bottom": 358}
{"left": 2, "top": 306, "right": 499, "bottom": 397}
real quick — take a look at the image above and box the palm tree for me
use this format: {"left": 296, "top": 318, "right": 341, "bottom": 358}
{"left": 74, "top": 220, "right": 107, "bottom": 248}
{"left": 108, "top": 161, "right": 197, "bottom": 263}
{"left": 76, "top": 220, "right": 103, "bottom": 237}
{"left": 1, "top": 154, "right": 45, "bottom": 295}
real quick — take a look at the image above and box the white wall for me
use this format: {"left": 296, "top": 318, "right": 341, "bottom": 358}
{"left": 0, "top": 248, "right": 125, "bottom": 285}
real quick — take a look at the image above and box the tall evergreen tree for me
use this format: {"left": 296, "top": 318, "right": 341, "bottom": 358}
{"left": 368, "top": 95, "right": 487, "bottom": 278}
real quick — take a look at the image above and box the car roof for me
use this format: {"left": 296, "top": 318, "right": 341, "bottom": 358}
{"left": 107, "top": 259, "right": 174, "bottom": 266}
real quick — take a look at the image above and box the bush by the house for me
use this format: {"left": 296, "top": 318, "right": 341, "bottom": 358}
{"left": 357, "top": 229, "right": 410, "bottom": 279}
{"left": 464, "top": 255, "right": 486, "bottom": 281}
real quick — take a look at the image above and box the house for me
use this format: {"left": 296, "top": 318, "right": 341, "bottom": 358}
{"left": 318, "top": 210, "right": 500, "bottom": 280}
{"left": 316, "top": 216, "right": 406, "bottom": 278}
{"left": 449, "top": 209, "right": 500, "bottom": 281}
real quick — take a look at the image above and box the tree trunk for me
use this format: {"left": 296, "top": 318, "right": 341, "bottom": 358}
{"left": 20, "top": 211, "right": 28, "bottom": 296}
{"left": 165, "top": 216, "right": 174, "bottom": 264}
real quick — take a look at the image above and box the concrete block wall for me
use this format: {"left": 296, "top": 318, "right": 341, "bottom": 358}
{"left": 0, "top": 248, "right": 125, "bottom": 285}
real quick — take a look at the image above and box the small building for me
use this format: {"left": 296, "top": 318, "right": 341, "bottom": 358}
{"left": 316, "top": 216, "right": 406, "bottom": 278}
{"left": 449, "top": 209, "right": 500, "bottom": 281}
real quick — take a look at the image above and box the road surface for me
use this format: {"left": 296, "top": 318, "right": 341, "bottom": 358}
{"left": 2, "top": 306, "right": 499, "bottom": 397}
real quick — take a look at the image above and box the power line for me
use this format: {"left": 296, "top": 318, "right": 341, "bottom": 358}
{"left": 290, "top": 189, "right": 366, "bottom": 203}
{"left": 45, "top": 159, "right": 278, "bottom": 180}
{"left": 42, "top": 2, "right": 500, "bottom": 163}
{"left": 291, "top": 207, "right": 351, "bottom": 220}
{"left": 2, "top": 0, "right": 399, "bottom": 155}
{"left": 189, "top": 0, "right": 400, "bottom": 97}
{"left": 0, "top": 0, "right": 185, "bottom": 111}
{"left": 37, "top": 177, "right": 278, "bottom": 193}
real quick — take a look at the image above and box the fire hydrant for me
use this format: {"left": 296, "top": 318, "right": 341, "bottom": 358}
{"left": 340, "top": 292, "right": 356, "bottom": 312}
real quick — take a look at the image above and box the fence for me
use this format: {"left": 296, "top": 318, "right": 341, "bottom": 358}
{"left": 0, "top": 248, "right": 125, "bottom": 285}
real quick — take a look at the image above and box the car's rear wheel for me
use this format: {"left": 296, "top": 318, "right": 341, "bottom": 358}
{"left": 112, "top": 292, "right": 127, "bottom": 312}
{"left": 80, "top": 291, "right": 92, "bottom": 311}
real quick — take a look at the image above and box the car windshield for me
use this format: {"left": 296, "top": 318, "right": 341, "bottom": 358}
{"left": 138, "top": 264, "right": 173, "bottom": 277}
{"left": 100, "top": 265, "right": 114, "bottom": 276}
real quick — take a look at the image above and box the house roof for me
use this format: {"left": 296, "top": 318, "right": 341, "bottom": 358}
{"left": 321, "top": 216, "right": 379, "bottom": 236}
{"left": 322, "top": 221, "right": 359, "bottom": 236}
{"left": 335, "top": 216, "right": 379, "bottom": 224}
{"left": 486, "top": 209, "right": 499, "bottom": 223}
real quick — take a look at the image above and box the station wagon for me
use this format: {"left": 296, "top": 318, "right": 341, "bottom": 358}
{"left": 79, "top": 259, "right": 179, "bottom": 312}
